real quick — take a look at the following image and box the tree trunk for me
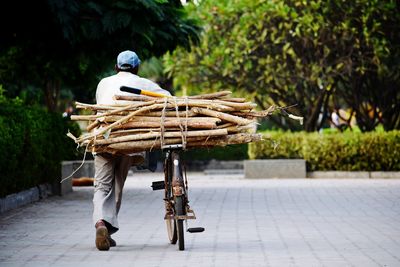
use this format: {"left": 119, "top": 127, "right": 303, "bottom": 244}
{"left": 304, "top": 89, "right": 326, "bottom": 132}
{"left": 317, "top": 90, "right": 332, "bottom": 131}
{"left": 44, "top": 78, "right": 61, "bottom": 112}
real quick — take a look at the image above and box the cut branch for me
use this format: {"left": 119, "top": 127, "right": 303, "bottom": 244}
{"left": 192, "top": 107, "right": 253, "bottom": 125}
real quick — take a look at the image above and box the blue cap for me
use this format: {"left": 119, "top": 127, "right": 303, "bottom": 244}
{"left": 117, "top": 50, "right": 141, "bottom": 70}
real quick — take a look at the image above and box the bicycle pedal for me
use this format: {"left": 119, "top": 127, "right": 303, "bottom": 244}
{"left": 151, "top": 180, "right": 165, "bottom": 190}
{"left": 187, "top": 227, "right": 205, "bottom": 233}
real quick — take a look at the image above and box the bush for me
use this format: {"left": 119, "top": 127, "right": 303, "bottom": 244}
{"left": 0, "top": 101, "right": 80, "bottom": 197}
{"left": 249, "top": 131, "right": 400, "bottom": 171}
{"left": 248, "top": 132, "right": 304, "bottom": 160}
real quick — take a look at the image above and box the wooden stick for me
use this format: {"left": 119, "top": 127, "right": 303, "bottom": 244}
{"left": 93, "top": 133, "right": 262, "bottom": 154}
{"left": 73, "top": 115, "right": 221, "bottom": 124}
{"left": 86, "top": 120, "right": 100, "bottom": 132}
{"left": 110, "top": 128, "right": 178, "bottom": 135}
{"left": 220, "top": 97, "right": 246, "bottom": 103}
{"left": 105, "top": 136, "right": 207, "bottom": 151}
{"left": 92, "top": 137, "right": 185, "bottom": 154}
{"left": 217, "top": 122, "right": 257, "bottom": 133}
{"left": 75, "top": 100, "right": 156, "bottom": 117}
{"left": 95, "top": 129, "right": 228, "bottom": 145}
{"left": 187, "top": 91, "right": 232, "bottom": 99}
{"left": 231, "top": 105, "right": 276, "bottom": 118}
{"left": 129, "top": 116, "right": 221, "bottom": 123}
{"left": 216, "top": 123, "right": 235, "bottom": 129}
{"left": 76, "top": 99, "right": 235, "bottom": 113}
{"left": 76, "top": 103, "right": 165, "bottom": 143}
{"left": 74, "top": 98, "right": 255, "bottom": 112}
{"left": 187, "top": 133, "right": 263, "bottom": 147}
{"left": 137, "top": 110, "right": 197, "bottom": 117}
{"left": 212, "top": 100, "right": 257, "bottom": 110}
{"left": 192, "top": 107, "right": 253, "bottom": 125}
{"left": 80, "top": 109, "right": 197, "bottom": 118}
{"left": 75, "top": 102, "right": 121, "bottom": 110}
{"left": 112, "top": 120, "right": 218, "bottom": 130}
{"left": 114, "top": 95, "right": 155, "bottom": 101}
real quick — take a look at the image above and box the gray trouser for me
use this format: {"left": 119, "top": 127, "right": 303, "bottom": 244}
{"left": 92, "top": 153, "right": 133, "bottom": 234}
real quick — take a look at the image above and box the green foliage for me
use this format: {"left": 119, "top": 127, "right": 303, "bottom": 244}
{"left": 248, "top": 132, "right": 305, "bottom": 160}
{"left": 0, "top": 0, "right": 200, "bottom": 110}
{"left": 249, "top": 131, "right": 400, "bottom": 171}
{"left": 0, "top": 100, "right": 80, "bottom": 197}
{"left": 166, "top": 0, "right": 400, "bottom": 132}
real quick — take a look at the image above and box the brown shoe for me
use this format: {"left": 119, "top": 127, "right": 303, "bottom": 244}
{"left": 108, "top": 236, "right": 116, "bottom": 247}
{"left": 95, "top": 220, "right": 110, "bottom": 251}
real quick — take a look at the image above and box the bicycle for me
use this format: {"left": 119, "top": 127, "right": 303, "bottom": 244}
{"left": 151, "top": 144, "right": 204, "bottom": 251}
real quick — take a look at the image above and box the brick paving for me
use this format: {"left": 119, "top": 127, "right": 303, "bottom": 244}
{"left": 0, "top": 173, "right": 400, "bottom": 267}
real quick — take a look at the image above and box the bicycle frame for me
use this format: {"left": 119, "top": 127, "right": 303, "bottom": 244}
{"left": 169, "top": 150, "right": 185, "bottom": 197}
{"left": 163, "top": 148, "right": 196, "bottom": 221}
{"left": 152, "top": 144, "right": 204, "bottom": 251}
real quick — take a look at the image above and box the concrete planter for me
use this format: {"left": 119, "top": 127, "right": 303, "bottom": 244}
{"left": 244, "top": 159, "right": 306, "bottom": 178}
{"left": 55, "top": 160, "right": 95, "bottom": 196}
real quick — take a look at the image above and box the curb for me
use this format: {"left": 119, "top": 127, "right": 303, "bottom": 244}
{"left": 0, "top": 184, "right": 52, "bottom": 214}
{"left": 204, "top": 169, "right": 244, "bottom": 175}
{"left": 307, "top": 171, "right": 400, "bottom": 179}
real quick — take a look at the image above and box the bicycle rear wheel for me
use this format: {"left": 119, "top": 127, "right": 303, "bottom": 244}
{"left": 175, "top": 195, "right": 185, "bottom": 251}
{"left": 166, "top": 217, "right": 177, "bottom": 244}
{"left": 165, "top": 154, "right": 177, "bottom": 244}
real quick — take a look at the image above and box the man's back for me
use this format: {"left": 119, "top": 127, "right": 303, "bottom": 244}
{"left": 96, "top": 71, "right": 170, "bottom": 105}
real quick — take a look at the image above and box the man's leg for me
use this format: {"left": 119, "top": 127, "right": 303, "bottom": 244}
{"left": 92, "top": 153, "right": 118, "bottom": 250}
{"left": 114, "top": 154, "right": 144, "bottom": 214}
{"left": 114, "top": 155, "right": 133, "bottom": 214}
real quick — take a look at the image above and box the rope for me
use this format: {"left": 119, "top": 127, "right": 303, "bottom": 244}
{"left": 185, "top": 97, "right": 189, "bottom": 148}
{"left": 59, "top": 142, "right": 90, "bottom": 184}
{"left": 150, "top": 135, "right": 159, "bottom": 152}
{"left": 160, "top": 97, "right": 168, "bottom": 148}
{"left": 172, "top": 96, "right": 187, "bottom": 150}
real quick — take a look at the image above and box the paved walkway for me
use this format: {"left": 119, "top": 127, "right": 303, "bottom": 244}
{"left": 1, "top": 173, "right": 400, "bottom": 267}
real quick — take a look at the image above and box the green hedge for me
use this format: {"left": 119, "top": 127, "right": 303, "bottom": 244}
{"left": 248, "top": 131, "right": 400, "bottom": 171}
{"left": 0, "top": 101, "right": 80, "bottom": 197}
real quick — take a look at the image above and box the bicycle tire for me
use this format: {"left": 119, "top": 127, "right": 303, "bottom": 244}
{"left": 166, "top": 218, "right": 177, "bottom": 244}
{"left": 165, "top": 154, "right": 177, "bottom": 244}
{"left": 175, "top": 195, "right": 185, "bottom": 251}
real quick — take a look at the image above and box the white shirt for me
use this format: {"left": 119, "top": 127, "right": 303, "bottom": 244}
{"left": 93, "top": 71, "right": 170, "bottom": 157}
{"left": 96, "top": 71, "right": 170, "bottom": 105}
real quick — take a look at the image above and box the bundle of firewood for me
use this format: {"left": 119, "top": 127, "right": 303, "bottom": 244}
{"left": 68, "top": 91, "right": 278, "bottom": 155}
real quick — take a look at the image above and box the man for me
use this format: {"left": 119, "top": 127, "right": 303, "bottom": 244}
{"left": 93, "top": 50, "right": 170, "bottom": 251}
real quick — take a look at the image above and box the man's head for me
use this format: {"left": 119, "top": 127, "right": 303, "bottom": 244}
{"left": 116, "top": 50, "right": 141, "bottom": 74}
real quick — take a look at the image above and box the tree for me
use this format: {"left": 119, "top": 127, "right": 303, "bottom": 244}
{"left": 166, "top": 0, "right": 400, "bottom": 131}
{"left": 329, "top": 0, "right": 400, "bottom": 131}
{"left": 0, "top": 0, "right": 199, "bottom": 111}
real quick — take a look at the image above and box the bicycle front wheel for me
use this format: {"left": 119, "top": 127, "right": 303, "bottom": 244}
{"left": 175, "top": 196, "right": 185, "bottom": 251}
